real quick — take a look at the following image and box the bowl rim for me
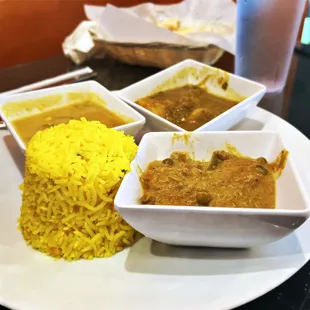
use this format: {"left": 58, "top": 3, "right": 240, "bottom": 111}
{"left": 115, "top": 204, "right": 310, "bottom": 217}
{"left": 115, "top": 130, "right": 310, "bottom": 217}
{"left": 118, "top": 59, "right": 267, "bottom": 132}
{"left": 0, "top": 80, "right": 146, "bottom": 151}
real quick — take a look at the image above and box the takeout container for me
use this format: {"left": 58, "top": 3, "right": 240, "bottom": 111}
{"left": 115, "top": 131, "right": 310, "bottom": 248}
{"left": 0, "top": 81, "right": 145, "bottom": 153}
{"left": 118, "top": 59, "right": 266, "bottom": 132}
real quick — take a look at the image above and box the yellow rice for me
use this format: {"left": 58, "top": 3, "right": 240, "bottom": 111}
{"left": 18, "top": 118, "right": 139, "bottom": 261}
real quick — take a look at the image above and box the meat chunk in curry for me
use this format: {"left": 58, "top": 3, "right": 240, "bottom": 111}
{"left": 140, "top": 150, "right": 289, "bottom": 209}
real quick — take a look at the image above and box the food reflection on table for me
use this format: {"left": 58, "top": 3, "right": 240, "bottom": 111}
{"left": 9, "top": 92, "right": 132, "bottom": 145}
{"left": 136, "top": 85, "right": 241, "bottom": 131}
{"left": 140, "top": 149, "right": 289, "bottom": 209}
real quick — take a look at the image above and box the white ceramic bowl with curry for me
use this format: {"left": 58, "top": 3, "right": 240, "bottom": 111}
{"left": 118, "top": 59, "right": 266, "bottom": 132}
{"left": 0, "top": 81, "right": 145, "bottom": 152}
{"left": 115, "top": 131, "right": 310, "bottom": 248}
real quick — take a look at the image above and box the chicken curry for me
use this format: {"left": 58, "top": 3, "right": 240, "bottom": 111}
{"left": 136, "top": 85, "right": 241, "bottom": 131}
{"left": 140, "top": 150, "right": 289, "bottom": 209}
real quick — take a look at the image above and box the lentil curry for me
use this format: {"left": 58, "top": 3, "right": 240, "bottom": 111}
{"left": 136, "top": 85, "right": 241, "bottom": 131}
{"left": 140, "top": 150, "right": 289, "bottom": 209}
{"left": 12, "top": 98, "right": 130, "bottom": 145}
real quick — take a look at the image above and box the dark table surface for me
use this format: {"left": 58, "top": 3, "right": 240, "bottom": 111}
{"left": 1, "top": 51, "right": 310, "bottom": 310}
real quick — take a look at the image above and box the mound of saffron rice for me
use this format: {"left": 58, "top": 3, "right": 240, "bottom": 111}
{"left": 18, "top": 118, "right": 139, "bottom": 261}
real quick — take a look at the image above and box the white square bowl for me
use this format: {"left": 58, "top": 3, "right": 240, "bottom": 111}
{"left": 0, "top": 81, "right": 145, "bottom": 153}
{"left": 115, "top": 131, "right": 310, "bottom": 248}
{"left": 118, "top": 59, "right": 266, "bottom": 132}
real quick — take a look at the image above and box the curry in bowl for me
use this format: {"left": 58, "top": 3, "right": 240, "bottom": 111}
{"left": 119, "top": 60, "right": 266, "bottom": 132}
{"left": 136, "top": 85, "right": 241, "bottom": 131}
{"left": 5, "top": 92, "right": 133, "bottom": 145}
{"left": 140, "top": 149, "right": 289, "bottom": 209}
{"left": 115, "top": 132, "right": 308, "bottom": 247}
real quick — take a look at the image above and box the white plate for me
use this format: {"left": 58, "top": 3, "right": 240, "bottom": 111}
{"left": 1, "top": 107, "right": 310, "bottom": 310}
